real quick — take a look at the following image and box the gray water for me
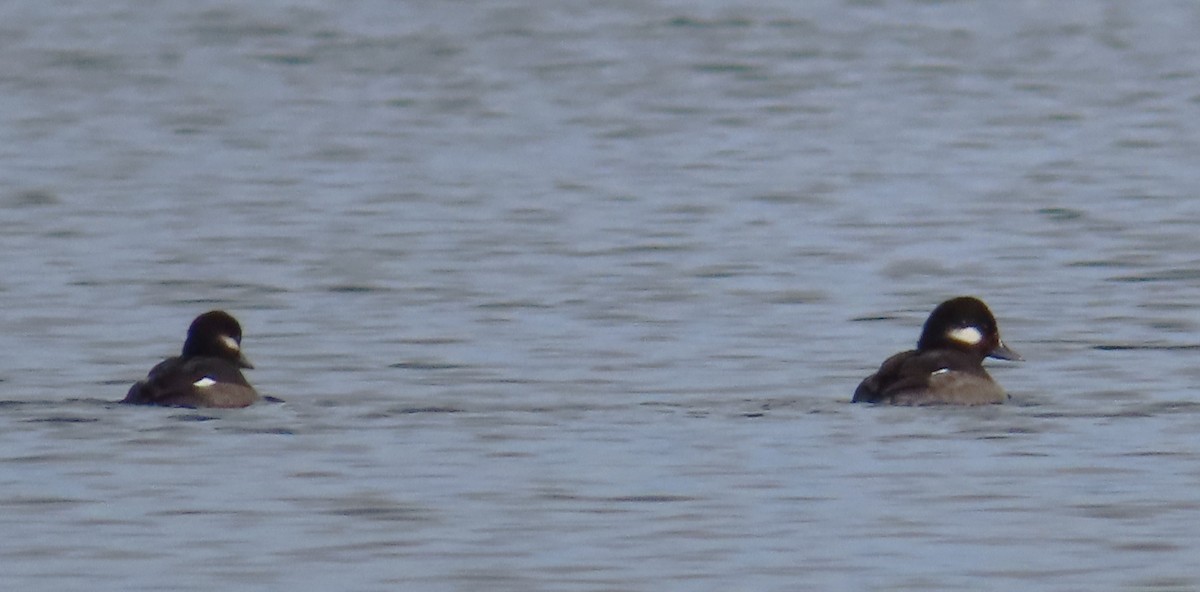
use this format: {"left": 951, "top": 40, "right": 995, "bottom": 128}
{"left": 2, "top": 1, "right": 1200, "bottom": 590}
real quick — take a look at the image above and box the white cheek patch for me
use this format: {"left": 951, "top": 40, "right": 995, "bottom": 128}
{"left": 193, "top": 377, "right": 217, "bottom": 388}
{"left": 220, "top": 335, "right": 240, "bottom": 352}
{"left": 947, "top": 326, "right": 983, "bottom": 346}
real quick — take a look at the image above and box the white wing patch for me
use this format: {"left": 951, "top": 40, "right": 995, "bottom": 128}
{"left": 947, "top": 326, "right": 983, "bottom": 346}
{"left": 193, "top": 376, "right": 218, "bottom": 388}
{"left": 220, "top": 335, "right": 240, "bottom": 351}
{"left": 931, "top": 368, "right": 950, "bottom": 376}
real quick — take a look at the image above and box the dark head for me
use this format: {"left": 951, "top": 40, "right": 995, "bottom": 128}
{"left": 916, "top": 296, "right": 1021, "bottom": 362}
{"left": 181, "top": 310, "right": 253, "bottom": 368}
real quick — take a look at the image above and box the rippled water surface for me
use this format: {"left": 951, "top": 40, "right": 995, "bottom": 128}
{"left": 3, "top": 1, "right": 1200, "bottom": 590}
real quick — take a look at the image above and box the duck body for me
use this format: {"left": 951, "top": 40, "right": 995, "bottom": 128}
{"left": 123, "top": 311, "right": 258, "bottom": 409}
{"left": 853, "top": 297, "right": 1020, "bottom": 406}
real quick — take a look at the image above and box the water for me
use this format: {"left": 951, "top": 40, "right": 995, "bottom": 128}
{"left": 2, "top": 0, "right": 1200, "bottom": 590}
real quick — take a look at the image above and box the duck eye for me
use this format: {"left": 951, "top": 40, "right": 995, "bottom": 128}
{"left": 947, "top": 326, "right": 983, "bottom": 345}
{"left": 219, "top": 335, "right": 240, "bottom": 351}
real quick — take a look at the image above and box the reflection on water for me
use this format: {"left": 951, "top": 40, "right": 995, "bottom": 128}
{"left": 2, "top": 1, "right": 1200, "bottom": 590}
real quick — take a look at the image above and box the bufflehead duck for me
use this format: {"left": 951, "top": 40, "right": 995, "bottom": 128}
{"left": 123, "top": 310, "right": 258, "bottom": 408}
{"left": 853, "top": 296, "right": 1021, "bottom": 406}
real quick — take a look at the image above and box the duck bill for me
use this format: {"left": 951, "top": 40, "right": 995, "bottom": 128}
{"left": 238, "top": 352, "right": 255, "bottom": 369}
{"left": 988, "top": 340, "right": 1022, "bottom": 362}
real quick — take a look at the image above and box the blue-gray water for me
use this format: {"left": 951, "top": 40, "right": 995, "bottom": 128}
{"left": 2, "top": 1, "right": 1200, "bottom": 590}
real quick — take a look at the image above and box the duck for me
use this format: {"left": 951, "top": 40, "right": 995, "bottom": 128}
{"left": 853, "top": 296, "right": 1021, "bottom": 405}
{"left": 123, "top": 310, "right": 258, "bottom": 408}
